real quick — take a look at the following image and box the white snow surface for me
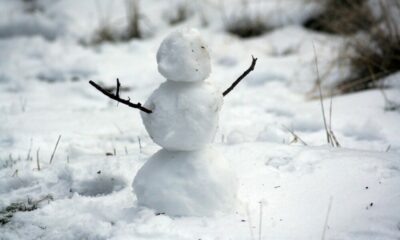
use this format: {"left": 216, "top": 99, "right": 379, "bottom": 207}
{"left": 133, "top": 147, "right": 237, "bottom": 216}
{"left": 141, "top": 80, "right": 223, "bottom": 151}
{"left": 157, "top": 29, "right": 211, "bottom": 82}
{"left": 0, "top": 0, "right": 400, "bottom": 239}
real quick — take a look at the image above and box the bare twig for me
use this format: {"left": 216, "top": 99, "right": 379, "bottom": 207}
{"left": 89, "top": 79, "right": 152, "bottom": 113}
{"left": 115, "top": 78, "right": 121, "bottom": 98}
{"left": 49, "top": 135, "right": 62, "bottom": 164}
{"left": 223, "top": 56, "right": 258, "bottom": 97}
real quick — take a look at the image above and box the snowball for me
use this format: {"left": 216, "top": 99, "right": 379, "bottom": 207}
{"left": 141, "top": 80, "right": 223, "bottom": 151}
{"left": 133, "top": 147, "right": 238, "bottom": 216}
{"left": 157, "top": 29, "right": 211, "bottom": 82}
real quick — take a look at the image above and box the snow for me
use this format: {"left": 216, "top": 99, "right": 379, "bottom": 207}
{"left": 0, "top": 0, "right": 400, "bottom": 239}
{"left": 141, "top": 80, "right": 223, "bottom": 151}
{"left": 156, "top": 29, "right": 211, "bottom": 82}
{"left": 133, "top": 147, "right": 237, "bottom": 216}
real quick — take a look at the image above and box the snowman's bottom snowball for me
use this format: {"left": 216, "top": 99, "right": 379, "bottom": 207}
{"left": 133, "top": 147, "right": 238, "bottom": 216}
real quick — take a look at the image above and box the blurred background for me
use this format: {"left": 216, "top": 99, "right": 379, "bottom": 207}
{"left": 0, "top": 0, "right": 399, "bottom": 163}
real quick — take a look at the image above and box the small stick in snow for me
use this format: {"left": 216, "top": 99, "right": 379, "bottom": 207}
{"left": 385, "top": 145, "right": 391, "bottom": 152}
{"left": 258, "top": 201, "right": 263, "bottom": 240}
{"left": 329, "top": 94, "right": 333, "bottom": 131}
{"left": 330, "top": 130, "right": 341, "bottom": 148}
{"left": 49, "top": 135, "right": 62, "bottom": 164}
{"left": 321, "top": 196, "right": 333, "bottom": 240}
{"left": 137, "top": 136, "right": 142, "bottom": 154}
{"left": 223, "top": 56, "right": 258, "bottom": 97}
{"left": 282, "top": 125, "right": 308, "bottom": 146}
{"left": 36, "top": 148, "right": 41, "bottom": 171}
{"left": 89, "top": 79, "right": 152, "bottom": 114}
{"left": 26, "top": 138, "right": 33, "bottom": 161}
{"left": 313, "top": 44, "right": 341, "bottom": 147}
{"left": 313, "top": 44, "right": 331, "bottom": 145}
{"left": 246, "top": 204, "right": 255, "bottom": 240}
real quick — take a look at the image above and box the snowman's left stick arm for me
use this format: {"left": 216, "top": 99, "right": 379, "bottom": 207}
{"left": 222, "top": 56, "right": 257, "bottom": 97}
{"left": 89, "top": 79, "right": 153, "bottom": 114}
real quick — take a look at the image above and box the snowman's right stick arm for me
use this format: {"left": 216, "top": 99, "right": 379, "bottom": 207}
{"left": 89, "top": 79, "right": 153, "bottom": 114}
{"left": 222, "top": 56, "right": 257, "bottom": 97}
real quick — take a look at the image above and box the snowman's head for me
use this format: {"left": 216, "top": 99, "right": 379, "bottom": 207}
{"left": 156, "top": 28, "right": 211, "bottom": 82}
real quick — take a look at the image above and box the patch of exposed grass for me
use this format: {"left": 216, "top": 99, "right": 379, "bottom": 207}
{"left": 304, "top": 0, "right": 374, "bottom": 35}
{"left": 90, "top": 0, "right": 143, "bottom": 45}
{"left": 225, "top": 14, "right": 272, "bottom": 38}
{"left": 222, "top": 1, "right": 273, "bottom": 38}
{"left": 0, "top": 195, "right": 53, "bottom": 225}
{"left": 335, "top": 1, "right": 400, "bottom": 93}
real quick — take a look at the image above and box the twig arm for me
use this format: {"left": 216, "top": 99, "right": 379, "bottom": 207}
{"left": 222, "top": 56, "right": 258, "bottom": 97}
{"left": 89, "top": 79, "right": 152, "bottom": 114}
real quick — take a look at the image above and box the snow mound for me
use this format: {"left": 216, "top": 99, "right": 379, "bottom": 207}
{"left": 133, "top": 147, "right": 238, "bottom": 216}
{"left": 141, "top": 80, "right": 223, "bottom": 151}
{"left": 156, "top": 28, "right": 211, "bottom": 82}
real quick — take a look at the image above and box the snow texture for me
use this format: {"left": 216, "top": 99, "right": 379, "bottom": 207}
{"left": 156, "top": 29, "right": 211, "bottom": 82}
{"left": 133, "top": 147, "right": 238, "bottom": 216}
{"left": 141, "top": 80, "right": 223, "bottom": 151}
{"left": 1, "top": 0, "right": 400, "bottom": 239}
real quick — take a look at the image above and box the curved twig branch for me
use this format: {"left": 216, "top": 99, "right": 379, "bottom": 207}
{"left": 89, "top": 79, "right": 152, "bottom": 114}
{"left": 223, "top": 55, "right": 258, "bottom": 97}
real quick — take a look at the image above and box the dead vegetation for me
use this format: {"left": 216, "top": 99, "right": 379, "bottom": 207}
{"left": 314, "top": 44, "right": 341, "bottom": 147}
{"left": 22, "top": 0, "right": 44, "bottom": 13}
{"left": 91, "top": 0, "right": 143, "bottom": 45}
{"left": 223, "top": 2, "right": 273, "bottom": 38}
{"left": 225, "top": 14, "right": 272, "bottom": 38}
{"left": 166, "top": 1, "right": 192, "bottom": 25}
{"left": 305, "top": 0, "right": 400, "bottom": 95}
{"left": 123, "top": 0, "right": 142, "bottom": 40}
{"left": 0, "top": 195, "right": 53, "bottom": 225}
{"left": 304, "top": 0, "right": 374, "bottom": 35}
{"left": 283, "top": 49, "right": 342, "bottom": 148}
{"left": 335, "top": 0, "right": 400, "bottom": 94}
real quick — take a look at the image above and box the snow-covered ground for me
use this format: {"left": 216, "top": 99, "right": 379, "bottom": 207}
{"left": 1, "top": 0, "right": 400, "bottom": 239}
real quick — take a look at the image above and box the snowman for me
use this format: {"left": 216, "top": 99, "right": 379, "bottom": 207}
{"left": 89, "top": 28, "right": 257, "bottom": 216}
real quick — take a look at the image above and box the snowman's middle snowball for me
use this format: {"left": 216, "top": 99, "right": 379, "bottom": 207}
{"left": 141, "top": 80, "right": 223, "bottom": 151}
